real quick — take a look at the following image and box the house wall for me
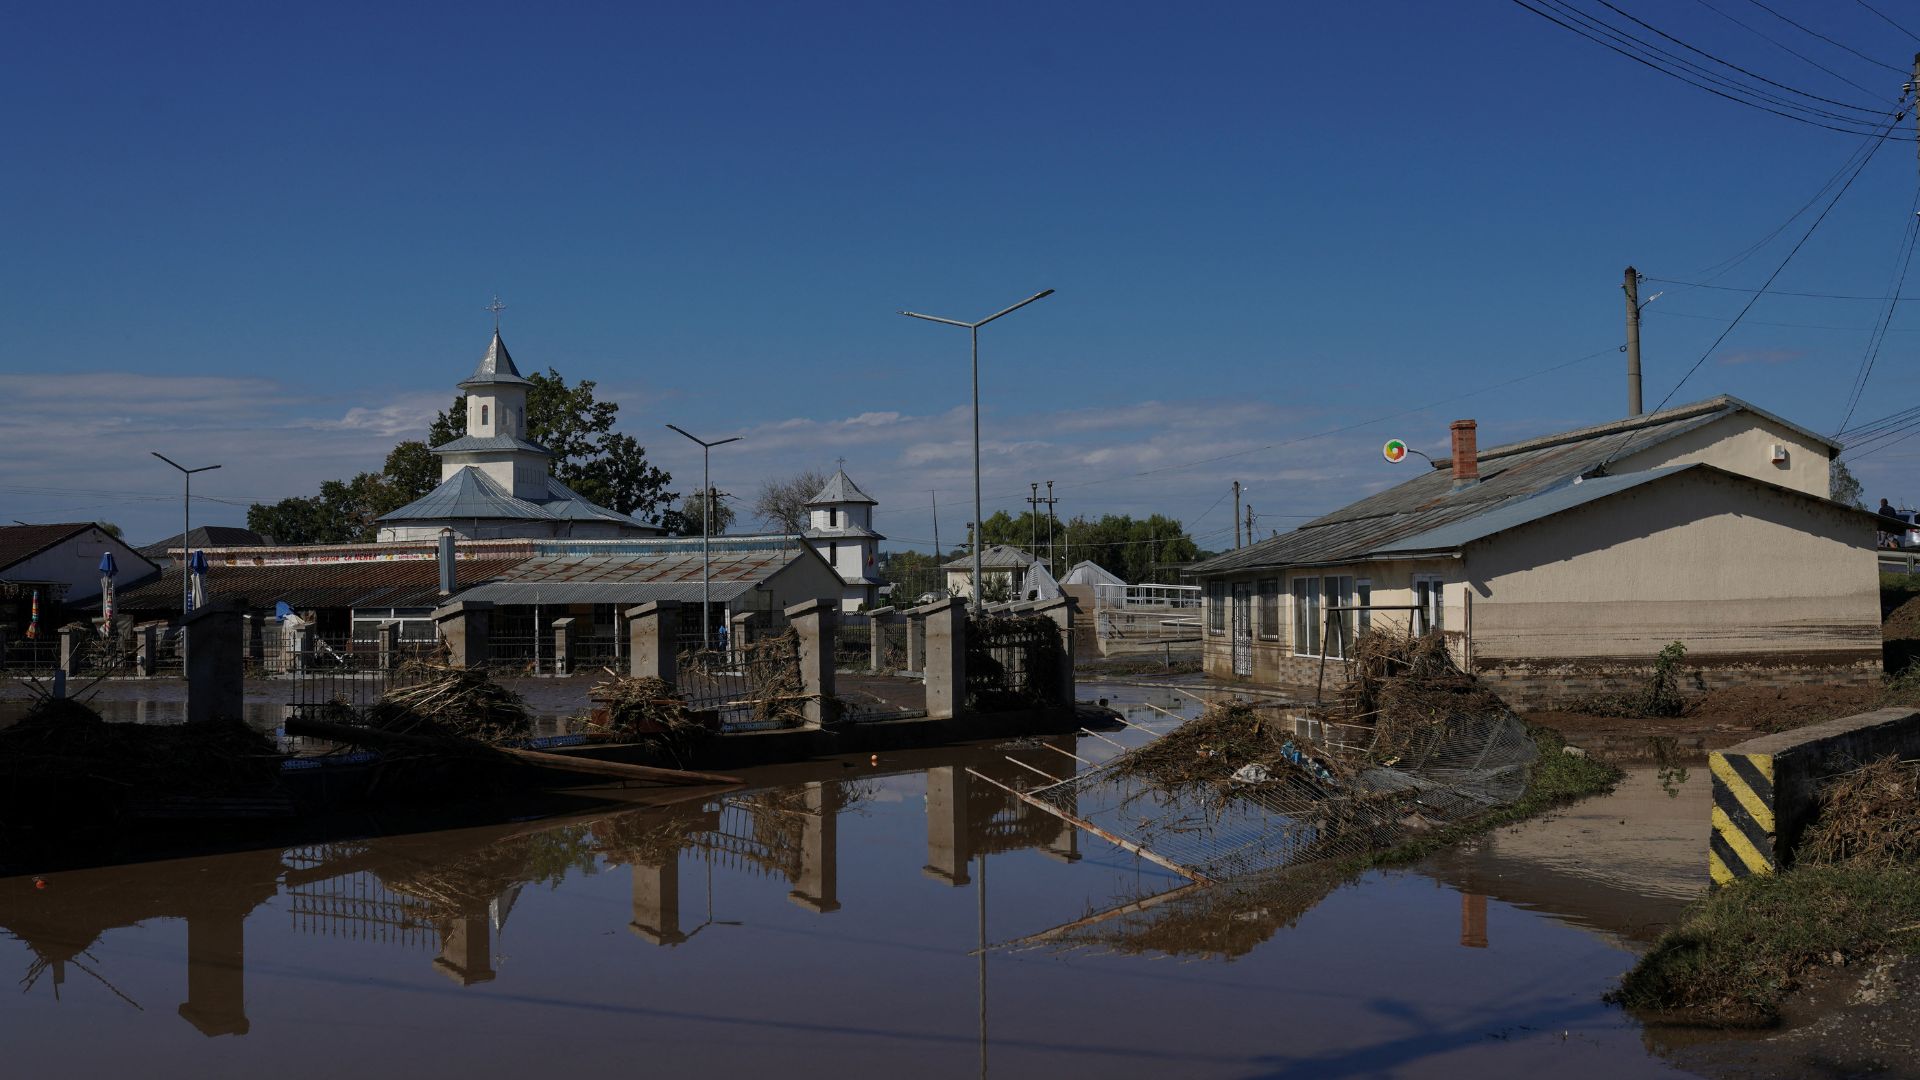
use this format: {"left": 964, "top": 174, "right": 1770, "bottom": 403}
{"left": 1611, "top": 413, "right": 1831, "bottom": 498}
{"left": 1465, "top": 470, "right": 1879, "bottom": 706}
{"left": 733, "top": 550, "right": 848, "bottom": 625}
{"left": 944, "top": 566, "right": 1021, "bottom": 598}
{"left": 2, "top": 526, "right": 159, "bottom": 606}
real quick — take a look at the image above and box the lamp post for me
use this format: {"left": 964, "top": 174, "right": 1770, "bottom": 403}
{"left": 900, "top": 289, "right": 1054, "bottom": 606}
{"left": 666, "top": 424, "right": 742, "bottom": 646}
{"left": 151, "top": 453, "right": 221, "bottom": 619}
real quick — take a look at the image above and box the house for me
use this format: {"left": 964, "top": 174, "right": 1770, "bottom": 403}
{"left": 1190, "top": 396, "right": 1882, "bottom": 708}
{"left": 138, "top": 526, "right": 272, "bottom": 560}
{"left": 0, "top": 523, "right": 160, "bottom": 643}
{"left": 943, "top": 545, "right": 1037, "bottom": 600}
{"left": 377, "top": 329, "right": 665, "bottom": 541}
{"left": 801, "top": 468, "right": 885, "bottom": 611}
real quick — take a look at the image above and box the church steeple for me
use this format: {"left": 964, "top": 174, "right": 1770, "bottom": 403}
{"left": 458, "top": 330, "right": 532, "bottom": 442}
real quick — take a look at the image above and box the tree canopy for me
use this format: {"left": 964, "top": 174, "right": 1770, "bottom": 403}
{"left": 247, "top": 369, "right": 675, "bottom": 544}
{"left": 670, "top": 489, "right": 736, "bottom": 536}
{"left": 953, "top": 509, "right": 1200, "bottom": 584}
{"left": 755, "top": 469, "right": 828, "bottom": 533}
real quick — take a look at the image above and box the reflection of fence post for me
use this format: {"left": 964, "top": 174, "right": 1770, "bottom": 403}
{"left": 432, "top": 600, "right": 493, "bottom": 669}
{"left": 136, "top": 622, "right": 159, "bottom": 676}
{"left": 785, "top": 599, "right": 837, "bottom": 729}
{"left": 923, "top": 765, "right": 971, "bottom": 885}
{"left": 434, "top": 913, "right": 496, "bottom": 985}
{"left": 629, "top": 858, "right": 685, "bottom": 945}
{"left": 922, "top": 597, "right": 967, "bottom": 720}
{"left": 184, "top": 600, "right": 245, "bottom": 724}
{"left": 58, "top": 623, "right": 82, "bottom": 676}
{"left": 378, "top": 620, "right": 401, "bottom": 671}
{"left": 177, "top": 905, "right": 250, "bottom": 1036}
{"left": 867, "top": 606, "right": 895, "bottom": 671}
{"left": 626, "top": 601, "right": 680, "bottom": 687}
{"left": 552, "top": 617, "right": 575, "bottom": 677}
{"left": 788, "top": 781, "right": 842, "bottom": 913}
{"left": 905, "top": 610, "right": 925, "bottom": 673}
{"left": 1033, "top": 596, "right": 1075, "bottom": 706}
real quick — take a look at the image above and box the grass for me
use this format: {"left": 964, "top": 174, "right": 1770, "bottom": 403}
{"left": 1349, "top": 724, "right": 1623, "bottom": 870}
{"left": 1612, "top": 866, "right": 1920, "bottom": 1025}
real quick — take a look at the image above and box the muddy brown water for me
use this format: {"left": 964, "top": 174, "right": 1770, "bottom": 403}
{"left": 0, "top": 682, "right": 1720, "bottom": 1078}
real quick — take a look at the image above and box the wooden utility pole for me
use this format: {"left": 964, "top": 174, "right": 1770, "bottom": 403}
{"left": 1245, "top": 504, "right": 1255, "bottom": 546}
{"left": 1232, "top": 481, "right": 1242, "bottom": 549}
{"left": 1027, "top": 483, "right": 1040, "bottom": 557}
{"left": 1624, "top": 266, "right": 1643, "bottom": 417}
{"left": 1043, "top": 481, "right": 1059, "bottom": 572}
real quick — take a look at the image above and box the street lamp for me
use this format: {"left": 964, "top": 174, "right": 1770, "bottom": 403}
{"left": 900, "top": 288, "right": 1054, "bottom": 606}
{"left": 151, "top": 452, "right": 221, "bottom": 619}
{"left": 666, "top": 424, "right": 742, "bottom": 646}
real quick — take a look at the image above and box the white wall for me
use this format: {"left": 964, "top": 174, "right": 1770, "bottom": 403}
{"left": 4, "top": 526, "right": 158, "bottom": 604}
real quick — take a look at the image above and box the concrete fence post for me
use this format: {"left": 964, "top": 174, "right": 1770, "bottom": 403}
{"left": 625, "top": 601, "right": 681, "bottom": 687}
{"left": 1033, "top": 596, "right": 1076, "bottom": 706}
{"left": 59, "top": 623, "right": 82, "bottom": 676}
{"left": 184, "top": 601, "right": 245, "bottom": 724}
{"left": 785, "top": 599, "right": 838, "bottom": 729}
{"left": 136, "top": 622, "right": 159, "bottom": 676}
{"left": 432, "top": 600, "right": 494, "bottom": 669}
{"left": 729, "top": 610, "right": 756, "bottom": 649}
{"left": 866, "top": 606, "right": 895, "bottom": 671}
{"left": 921, "top": 597, "right": 968, "bottom": 720}
{"left": 905, "top": 611, "right": 926, "bottom": 674}
{"left": 293, "top": 627, "right": 314, "bottom": 673}
{"left": 377, "top": 620, "right": 401, "bottom": 671}
{"left": 552, "top": 617, "right": 575, "bottom": 677}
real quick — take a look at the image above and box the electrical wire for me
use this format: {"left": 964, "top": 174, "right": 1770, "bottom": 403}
{"left": 1836, "top": 190, "right": 1920, "bottom": 433}
{"left": 1644, "top": 277, "right": 1920, "bottom": 300}
{"left": 1605, "top": 0, "right": 1894, "bottom": 108}
{"left": 1735, "top": 0, "right": 1908, "bottom": 76}
{"left": 1854, "top": 0, "right": 1920, "bottom": 46}
{"left": 1695, "top": 133, "right": 1885, "bottom": 280}
{"left": 1647, "top": 307, "right": 1920, "bottom": 331}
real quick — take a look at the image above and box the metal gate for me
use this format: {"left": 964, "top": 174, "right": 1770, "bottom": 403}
{"left": 1231, "top": 582, "right": 1253, "bottom": 677}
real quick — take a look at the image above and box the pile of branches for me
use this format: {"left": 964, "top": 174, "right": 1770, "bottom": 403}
{"left": 1341, "top": 631, "right": 1467, "bottom": 719}
{"left": 0, "top": 695, "right": 284, "bottom": 825}
{"left": 1109, "top": 700, "right": 1347, "bottom": 796}
{"left": 681, "top": 630, "right": 816, "bottom": 726}
{"left": 587, "top": 675, "right": 710, "bottom": 761}
{"left": 1797, "top": 756, "right": 1920, "bottom": 869}
{"left": 368, "top": 661, "right": 531, "bottom": 744}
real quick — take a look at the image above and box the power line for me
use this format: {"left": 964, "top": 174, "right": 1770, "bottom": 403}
{"left": 1608, "top": 0, "right": 1891, "bottom": 107}
{"left": 1734, "top": 0, "right": 1908, "bottom": 76}
{"left": 1836, "top": 191, "right": 1920, "bottom": 433}
{"left": 1644, "top": 276, "right": 1920, "bottom": 300}
{"left": 1647, "top": 306, "right": 1920, "bottom": 331}
{"left": 1854, "top": 0, "right": 1920, "bottom": 45}
{"left": 1696, "top": 133, "right": 1886, "bottom": 279}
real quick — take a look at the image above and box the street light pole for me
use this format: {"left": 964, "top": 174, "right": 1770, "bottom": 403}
{"left": 151, "top": 452, "right": 221, "bottom": 619}
{"left": 666, "top": 424, "right": 742, "bottom": 646}
{"left": 900, "top": 289, "right": 1054, "bottom": 607}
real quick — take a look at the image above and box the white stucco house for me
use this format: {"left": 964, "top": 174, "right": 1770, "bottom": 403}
{"left": 1191, "top": 396, "right": 1882, "bottom": 708}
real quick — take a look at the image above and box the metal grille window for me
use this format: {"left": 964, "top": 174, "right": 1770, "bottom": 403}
{"left": 1256, "top": 579, "right": 1280, "bottom": 640}
{"left": 1207, "top": 582, "right": 1226, "bottom": 634}
{"left": 1291, "top": 577, "right": 1320, "bottom": 656}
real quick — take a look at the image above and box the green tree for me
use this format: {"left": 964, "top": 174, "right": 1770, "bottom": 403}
{"left": 1057, "top": 513, "right": 1200, "bottom": 584}
{"left": 671, "top": 490, "right": 736, "bottom": 536}
{"left": 881, "top": 550, "right": 944, "bottom": 600}
{"left": 383, "top": 441, "right": 439, "bottom": 506}
{"left": 1831, "top": 458, "right": 1866, "bottom": 510}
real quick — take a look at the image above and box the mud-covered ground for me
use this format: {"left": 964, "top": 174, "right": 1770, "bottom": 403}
{"left": 1655, "top": 957, "right": 1920, "bottom": 1079}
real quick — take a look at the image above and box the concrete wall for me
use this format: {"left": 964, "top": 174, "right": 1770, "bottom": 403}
{"left": 1466, "top": 469, "right": 1879, "bottom": 706}
{"left": 1613, "top": 412, "right": 1831, "bottom": 498}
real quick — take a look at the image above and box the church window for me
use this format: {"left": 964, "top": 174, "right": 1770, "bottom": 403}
{"left": 829, "top": 508, "right": 838, "bottom": 527}
{"left": 829, "top": 541, "right": 839, "bottom": 563}
{"left": 480, "top": 404, "right": 489, "bottom": 427}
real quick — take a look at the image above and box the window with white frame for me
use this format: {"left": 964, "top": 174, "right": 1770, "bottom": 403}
{"left": 1414, "top": 576, "right": 1445, "bottom": 636}
{"left": 1208, "top": 581, "right": 1226, "bottom": 634}
{"left": 1291, "top": 577, "right": 1320, "bottom": 656}
{"left": 1325, "top": 575, "right": 1355, "bottom": 657}
{"left": 1356, "top": 579, "right": 1373, "bottom": 636}
{"left": 1257, "top": 578, "right": 1280, "bottom": 640}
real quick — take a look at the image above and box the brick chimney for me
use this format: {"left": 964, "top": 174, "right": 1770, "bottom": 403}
{"left": 1450, "top": 420, "right": 1479, "bottom": 489}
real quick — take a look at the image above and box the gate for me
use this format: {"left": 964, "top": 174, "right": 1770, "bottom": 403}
{"left": 1231, "top": 582, "right": 1253, "bottom": 677}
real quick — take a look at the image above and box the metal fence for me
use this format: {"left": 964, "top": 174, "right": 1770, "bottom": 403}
{"left": 676, "top": 632, "right": 806, "bottom": 732}
{"left": 966, "top": 614, "right": 1064, "bottom": 711}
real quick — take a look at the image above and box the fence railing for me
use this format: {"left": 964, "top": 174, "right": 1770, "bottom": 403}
{"left": 676, "top": 633, "right": 806, "bottom": 732}
{"left": 966, "top": 614, "right": 1064, "bottom": 711}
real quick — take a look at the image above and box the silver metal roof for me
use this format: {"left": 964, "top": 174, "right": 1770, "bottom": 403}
{"left": 1370, "top": 467, "right": 1684, "bottom": 554}
{"left": 452, "top": 580, "right": 762, "bottom": 605}
{"left": 943, "top": 544, "right": 1036, "bottom": 570}
{"left": 459, "top": 330, "right": 531, "bottom": 388}
{"left": 431, "top": 434, "right": 552, "bottom": 456}
{"left": 803, "top": 523, "right": 884, "bottom": 541}
{"left": 449, "top": 539, "right": 813, "bottom": 605}
{"left": 379, "top": 467, "right": 556, "bottom": 522}
{"left": 806, "top": 468, "right": 877, "bottom": 506}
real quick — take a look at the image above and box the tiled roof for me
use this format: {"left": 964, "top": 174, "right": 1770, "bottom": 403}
{"left": 806, "top": 468, "right": 877, "bottom": 506}
{"left": 138, "top": 526, "right": 270, "bottom": 558}
{"left": 0, "top": 523, "right": 95, "bottom": 572}
{"left": 379, "top": 467, "right": 556, "bottom": 522}
{"left": 1192, "top": 395, "right": 1825, "bottom": 575}
{"left": 943, "top": 544, "right": 1036, "bottom": 570}
{"left": 117, "top": 556, "right": 530, "bottom": 613}
{"left": 460, "top": 329, "right": 531, "bottom": 388}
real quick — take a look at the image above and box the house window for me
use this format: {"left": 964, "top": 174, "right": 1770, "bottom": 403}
{"left": 1257, "top": 579, "right": 1280, "bottom": 640}
{"left": 480, "top": 404, "right": 489, "bottom": 427}
{"left": 1414, "top": 576, "right": 1445, "bottom": 636}
{"left": 1325, "top": 575, "right": 1355, "bottom": 658}
{"left": 1356, "top": 579, "right": 1373, "bottom": 636}
{"left": 1291, "top": 577, "right": 1320, "bottom": 656}
{"left": 1207, "top": 581, "right": 1226, "bottom": 634}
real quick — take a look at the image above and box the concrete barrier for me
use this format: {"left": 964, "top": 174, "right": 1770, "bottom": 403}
{"left": 1709, "top": 707, "right": 1920, "bottom": 885}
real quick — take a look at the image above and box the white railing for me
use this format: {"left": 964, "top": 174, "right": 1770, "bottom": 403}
{"left": 1092, "top": 583, "right": 1202, "bottom": 609}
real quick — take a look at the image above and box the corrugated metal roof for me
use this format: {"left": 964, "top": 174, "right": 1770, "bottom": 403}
{"left": 452, "top": 580, "right": 763, "bottom": 605}
{"left": 449, "top": 539, "right": 814, "bottom": 606}
{"left": 431, "top": 434, "right": 552, "bottom": 455}
{"left": 539, "top": 477, "right": 646, "bottom": 525}
{"left": 1370, "top": 467, "right": 1685, "bottom": 554}
{"left": 1193, "top": 396, "right": 1794, "bottom": 575}
{"left": 137, "top": 526, "right": 269, "bottom": 558}
{"left": 943, "top": 544, "right": 1036, "bottom": 570}
{"left": 379, "top": 467, "right": 556, "bottom": 522}
{"left": 459, "top": 329, "right": 531, "bottom": 387}
{"left": 806, "top": 468, "right": 877, "bottom": 506}
{"left": 117, "top": 557, "right": 530, "bottom": 612}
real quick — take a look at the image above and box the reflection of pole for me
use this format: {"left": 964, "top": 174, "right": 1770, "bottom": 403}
{"left": 978, "top": 851, "right": 987, "bottom": 1080}
{"left": 1461, "top": 892, "right": 1488, "bottom": 949}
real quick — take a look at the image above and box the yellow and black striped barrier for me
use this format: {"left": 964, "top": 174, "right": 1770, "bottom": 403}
{"left": 1708, "top": 750, "right": 1777, "bottom": 885}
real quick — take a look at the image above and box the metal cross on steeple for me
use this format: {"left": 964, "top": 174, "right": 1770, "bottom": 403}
{"left": 486, "top": 295, "right": 507, "bottom": 331}
{"left": 835, "top": 456, "right": 848, "bottom": 470}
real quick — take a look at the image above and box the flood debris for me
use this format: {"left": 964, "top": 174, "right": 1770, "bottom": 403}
{"left": 368, "top": 661, "right": 532, "bottom": 744}
{"left": 1798, "top": 756, "right": 1920, "bottom": 869}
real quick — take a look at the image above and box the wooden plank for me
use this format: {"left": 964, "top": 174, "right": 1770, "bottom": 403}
{"left": 966, "top": 767, "right": 1216, "bottom": 886}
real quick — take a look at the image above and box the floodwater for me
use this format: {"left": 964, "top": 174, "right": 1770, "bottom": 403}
{"left": 0, "top": 683, "right": 1719, "bottom": 1078}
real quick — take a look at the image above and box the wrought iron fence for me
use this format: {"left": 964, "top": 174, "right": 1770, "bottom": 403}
{"left": 676, "top": 631, "right": 806, "bottom": 732}
{"left": 966, "top": 613, "right": 1064, "bottom": 711}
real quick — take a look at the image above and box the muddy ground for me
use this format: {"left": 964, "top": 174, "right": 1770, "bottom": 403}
{"left": 1525, "top": 683, "right": 1887, "bottom": 757}
{"left": 1653, "top": 957, "right": 1920, "bottom": 1078}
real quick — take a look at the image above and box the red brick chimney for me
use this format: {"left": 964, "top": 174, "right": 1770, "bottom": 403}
{"left": 1450, "top": 420, "right": 1479, "bottom": 488}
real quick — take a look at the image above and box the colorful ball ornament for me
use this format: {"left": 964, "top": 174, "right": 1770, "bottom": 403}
{"left": 1382, "top": 439, "right": 1409, "bottom": 464}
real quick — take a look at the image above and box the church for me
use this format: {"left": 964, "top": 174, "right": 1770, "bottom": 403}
{"left": 801, "top": 467, "right": 884, "bottom": 611}
{"left": 378, "top": 330, "right": 665, "bottom": 542}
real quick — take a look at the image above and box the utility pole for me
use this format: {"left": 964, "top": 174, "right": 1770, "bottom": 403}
{"left": 1624, "top": 266, "right": 1643, "bottom": 417}
{"left": 1027, "top": 483, "right": 1040, "bottom": 559}
{"left": 1232, "top": 481, "right": 1242, "bottom": 549}
{"left": 1043, "top": 481, "right": 1058, "bottom": 573}
{"left": 1245, "top": 504, "right": 1255, "bottom": 546}
{"left": 931, "top": 489, "right": 942, "bottom": 598}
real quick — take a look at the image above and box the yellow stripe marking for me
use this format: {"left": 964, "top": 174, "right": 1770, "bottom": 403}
{"left": 1708, "top": 848, "right": 1736, "bottom": 886}
{"left": 1747, "top": 753, "right": 1774, "bottom": 784}
{"left": 1710, "top": 754, "right": 1776, "bottom": 834}
{"left": 1712, "top": 806, "right": 1774, "bottom": 875}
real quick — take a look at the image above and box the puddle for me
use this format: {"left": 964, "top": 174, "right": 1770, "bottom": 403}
{"left": 0, "top": 683, "right": 1708, "bottom": 1077}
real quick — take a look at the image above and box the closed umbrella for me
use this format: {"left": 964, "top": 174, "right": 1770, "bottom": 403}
{"left": 187, "top": 550, "right": 209, "bottom": 613}
{"left": 25, "top": 590, "right": 39, "bottom": 640}
{"left": 99, "top": 552, "right": 117, "bottom": 637}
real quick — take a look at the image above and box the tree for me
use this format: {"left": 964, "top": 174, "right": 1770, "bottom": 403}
{"left": 383, "top": 441, "right": 439, "bottom": 506}
{"left": 1831, "top": 458, "right": 1866, "bottom": 510}
{"left": 1058, "top": 513, "right": 1201, "bottom": 584}
{"left": 97, "top": 522, "right": 123, "bottom": 539}
{"left": 672, "top": 490, "right": 736, "bottom": 536}
{"left": 755, "top": 468, "right": 829, "bottom": 532}
{"left": 881, "top": 550, "right": 944, "bottom": 600}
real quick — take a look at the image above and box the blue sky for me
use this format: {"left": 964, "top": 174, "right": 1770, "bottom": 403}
{"left": 5, "top": 1, "right": 1920, "bottom": 549}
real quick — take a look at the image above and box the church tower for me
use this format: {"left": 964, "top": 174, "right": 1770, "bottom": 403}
{"left": 434, "top": 330, "right": 553, "bottom": 500}
{"left": 803, "top": 467, "right": 884, "bottom": 611}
